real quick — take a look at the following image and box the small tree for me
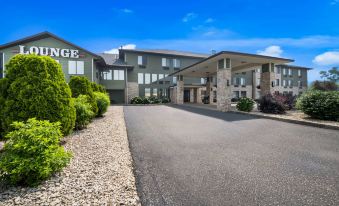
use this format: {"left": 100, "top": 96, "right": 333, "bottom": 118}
{"left": 0, "top": 54, "right": 76, "bottom": 135}
{"left": 69, "top": 76, "right": 98, "bottom": 114}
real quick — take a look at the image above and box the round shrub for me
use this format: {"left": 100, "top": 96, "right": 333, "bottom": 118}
{"left": 236, "top": 97, "right": 255, "bottom": 112}
{"left": 258, "top": 94, "right": 286, "bottom": 114}
{"left": 91, "top": 82, "right": 106, "bottom": 93}
{"left": 69, "top": 76, "right": 98, "bottom": 115}
{"left": 0, "top": 118, "right": 72, "bottom": 186}
{"left": 160, "top": 97, "right": 170, "bottom": 103}
{"left": 296, "top": 90, "right": 339, "bottom": 121}
{"left": 0, "top": 54, "right": 76, "bottom": 135}
{"left": 148, "top": 96, "right": 160, "bottom": 104}
{"left": 74, "top": 95, "right": 95, "bottom": 130}
{"left": 94, "top": 92, "right": 110, "bottom": 117}
{"left": 131, "top": 96, "right": 143, "bottom": 104}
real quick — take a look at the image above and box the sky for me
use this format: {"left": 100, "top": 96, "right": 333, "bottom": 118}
{"left": 1, "top": 0, "right": 339, "bottom": 82}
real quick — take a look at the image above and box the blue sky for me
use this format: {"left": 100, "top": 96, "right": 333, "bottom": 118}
{"left": 1, "top": 0, "right": 339, "bottom": 82}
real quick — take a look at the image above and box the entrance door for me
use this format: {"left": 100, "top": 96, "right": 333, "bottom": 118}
{"left": 184, "top": 89, "right": 190, "bottom": 102}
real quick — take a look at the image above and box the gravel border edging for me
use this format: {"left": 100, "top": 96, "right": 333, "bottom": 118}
{"left": 230, "top": 111, "right": 339, "bottom": 130}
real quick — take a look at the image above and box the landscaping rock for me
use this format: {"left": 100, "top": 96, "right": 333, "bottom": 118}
{"left": 0, "top": 106, "right": 140, "bottom": 206}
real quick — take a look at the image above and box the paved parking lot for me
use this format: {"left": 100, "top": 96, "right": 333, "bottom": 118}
{"left": 124, "top": 105, "right": 339, "bottom": 206}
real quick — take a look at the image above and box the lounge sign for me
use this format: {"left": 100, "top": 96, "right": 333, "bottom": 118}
{"left": 19, "top": 45, "right": 80, "bottom": 58}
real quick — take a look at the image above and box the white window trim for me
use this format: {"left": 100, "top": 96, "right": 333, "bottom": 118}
{"left": 138, "top": 56, "right": 143, "bottom": 65}
{"left": 145, "top": 73, "right": 151, "bottom": 84}
{"left": 138, "top": 73, "right": 144, "bottom": 84}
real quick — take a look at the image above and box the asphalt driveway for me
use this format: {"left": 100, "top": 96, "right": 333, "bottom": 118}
{"left": 124, "top": 105, "right": 339, "bottom": 206}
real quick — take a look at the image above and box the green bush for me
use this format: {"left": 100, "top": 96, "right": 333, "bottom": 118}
{"left": 74, "top": 95, "right": 95, "bottom": 130}
{"left": 296, "top": 90, "right": 339, "bottom": 121}
{"left": 258, "top": 94, "right": 286, "bottom": 114}
{"left": 160, "top": 97, "right": 170, "bottom": 103}
{"left": 0, "top": 54, "right": 76, "bottom": 136}
{"left": 91, "top": 82, "right": 106, "bottom": 93}
{"left": 131, "top": 96, "right": 143, "bottom": 104}
{"left": 148, "top": 96, "right": 161, "bottom": 104}
{"left": 236, "top": 97, "right": 255, "bottom": 112}
{"left": 0, "top": 118, "right": 72, "bottom": 186}
{"left": 94, "top": 92, "right": 110, "bottom": 117}
{"left": 69, "top": 76, "right": 98, "bottom": 115}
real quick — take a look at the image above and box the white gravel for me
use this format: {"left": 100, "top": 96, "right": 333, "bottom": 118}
{"left": 0, "top": 106, "right": 140, "bottom": 206}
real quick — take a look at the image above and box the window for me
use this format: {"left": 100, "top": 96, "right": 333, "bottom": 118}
{"left": 288, "top": 68, "right": 292, "bottom": 76}
{"left": 138, "top": 73, "right": 144, "bottom": 84}
{"left": 145, "top": 73, "right": 151, "bottom": 84}
{"left": 145, "top": 88, "right": 151, "bottom": 97}
{"left": 173, "top": 59, "right": 181, "bottom": 68}
{"left": 153, "top": 88, "right": 158, "bottom": 97}
{"left": 288, "top": 80, "right": 292, "bottom": 87}
{"left": 241, "top": 91, "right": 247, "bottom": 97}
{"left": 276, "top": 67, "right": 281, "bottom": 74}
{"left": 275, "top": 79, "right": 280, "bottom": 86}
{"left": 240, "top": 78, "right": 246, "bottom": 86}
{"left": 102, "top": 70, "right": 112, "bottom": 80}
{"left": 226, "top": 58, "right": 231, "bottom": 68}
{"left": 283, "top": 68, "right": 287, "bottom": 76}
{"left": 113, "top": 70, "right": 125, "bottom": 80}
{"left": 164, "top": 74, "right": 168, "bottom": 77}
{"left": 138, "top": 56, "right": 147, "bottom": 66}
{"left": 283, "top": 80, "right": 287, "bottom": 87}
{"left": 298, "top": 81, "right": 302, "bottom": 88}
{"left": 158, "top": 74, "right": 164, "bottom": 80}
{"left": 256, "top": 68, "right": 261, "bottom": 73}
{"left": 173, "top": 76, "right": 177, "bottom": 84}
{"left": 233, "top": 91, "right": 239, "bottom": 99}
{"left": 218, "top": 59, "right": 224, "bottom": 69}
{"left": 298, "top": 69, "right": 301, "bottom": 77}
{"left": 152, "top": 74, "right": 158, "bottom": 83}
{"left": 68, "top": 60, "right": 84, "bottom": 75}
{"left": 201, "top": 78, "right": 205, "bottom": 84}
{"left": 162, "top": 58, "right": 170, "bottom": 67}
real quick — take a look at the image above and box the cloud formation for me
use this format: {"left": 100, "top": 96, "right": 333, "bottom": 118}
{"left": 257, "top": 45, "right": 283, "bottom": 57}
{"left": 182, "top": 13, "right": 198, "bottom": 22}
{"left": 104, "top": 44, "right": 136, "bottom": 54}
{"left": 313, "top": 51, "right": 339, "bottom": 65}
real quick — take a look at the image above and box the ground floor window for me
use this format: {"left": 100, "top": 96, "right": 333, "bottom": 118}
{"left": 145, "top": 88, "right": 151, "bottom": 97}
{"left": 152, "top": 88, "right": 158, "bottom": 97}
{"left": 241, "top": 91, "right": 247, "bottom": 97}
{"left": 233, "top": 91, "right": 239, "bottom": 99}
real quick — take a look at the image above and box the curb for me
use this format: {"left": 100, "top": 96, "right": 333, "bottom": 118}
{"left": 229, "top": 111, "right": 339, "bottom": 131}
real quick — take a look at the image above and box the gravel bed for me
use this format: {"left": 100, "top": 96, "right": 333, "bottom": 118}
{"left": 0, "top": 106, "right": 140, "bottom": 206}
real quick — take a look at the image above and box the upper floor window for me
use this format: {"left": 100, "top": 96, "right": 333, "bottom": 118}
{"left": 113, "top": 70, "right": 125, "bottom": 80}
{"left": 173, "top": 76, "right": 177, "bottom": 84}
{"left": 138, "top": 56, "right": 147, "bottom": 66}
{"left": 102, "top": 70, "right": 112, "bottom": 80}
{"left": 298, "top": 80, "right": 302, "bottom": 87}
{"left": 152, "top": 74, "right": 158, "bottom": 83}
{"left": 276, "top": 67, "right": 281, "bottom": 74}
{"left": 275, "top": 79, "right": 280, "bottom": 86}
{"left": 145, "top": 73, "right": 151, "bottom": 84}
{"left": 162, "top": 58, "right": 170, "bottom": 67}
{"left": 283, "top": 68, "right": 287, "bottom": 76}
{"left": 288, "top": 79, "right": 292, "bottom": 87}
{"left": 283, "top": 80, "right": 287, "bottom": 87}
{"left": 298, "top": 69, "right": 301, "bottom": 77}
{"left": 173, "top": 59, "right": 181, "bottom": 68}
{"left": 158, "top": 74, "right": 164, "bottom": 80}
{"left": 233, "top": 77, "right": 246, "bottom": 86}
{"left": 138, "top": 73, "right": 144, "bottom": 84}
{"left": 68, "top": 60, "right": 84, "bottom": 75}
{"left": 201, "top": 78, "right": 205, "bottom": 84}
{"left": 288, "top": 68, "right": 292, "bottom": 76}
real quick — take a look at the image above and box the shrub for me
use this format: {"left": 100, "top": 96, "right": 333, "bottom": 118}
{"left": 142, "top": 97, "right": 151, "bottom": 104}
{"left": 296, "top": 90, "right": 339, "bottom": 121}
{"left": 74, "top": 95, "right": 95, "bottom": 130}
{"left": 258, "top": 94, "right": 286, "bottom": 114}
{"left": 312, "top": 80, "right": 338, "bottom": 91}
{"left": 94, "top": 92, "right": 110, "bottom": 117}
{"left": 236, "top": 97, "right": 255, "bottom": 112}
{"left": 0, "top": 118, "right": 72, "bottom": 186}
{"left": 273, "top": 93, "right": 297, "bottom": 110}
{"left": 91, "top": 82, "right": 106, "bottom": 93}
{"left": 131, "top": 96, "right": 143, "bottom": 104}
{"left": 69, "top": 76, "right": 98, "bottom": 115}
{"left": 0, "top": 54, "right": 76, "bottom": 135}
{"left": 160, "top": 97, "right": 170, "bottom": 103}
{"left": 148, "top": 96, "right": 161, "bottom": 104}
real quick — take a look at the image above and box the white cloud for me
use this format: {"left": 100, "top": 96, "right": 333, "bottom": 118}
{"left": 313, "top": 51, "right": 339, "bottom": 65}
{"left": 104, "top": 44, "right": 136, "bottom": 54}
{"left": 121, "top": 8, "right": 133, "bottom": 13}
{"left": 257, "top": 45, "right": 283, "bottom": 57}
{"left": 204, "top": 18, "right": 215, "bottom": 23}
{"left": 182, "top": 12, "right": 197, "bottom": 22}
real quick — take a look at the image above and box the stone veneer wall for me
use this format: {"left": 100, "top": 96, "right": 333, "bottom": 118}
{"left": 175, "top": 81, "right": 184, "bottom": 104}
{"left": 217, "top": 69, "right": 231, "bottom": 112}
{"left": 127, "top": 82, "right": 139, "bottom": 103}
{"left": 197, "top": 88, "right": 202, "bottom": 103}
{"left": 190, "top": 88, "right": 194, "bottom": 103}
{"left": 260, "top": 72, "right": 275, "bottom": 95}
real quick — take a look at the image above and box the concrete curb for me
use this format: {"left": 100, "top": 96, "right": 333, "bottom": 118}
{"left": 229, "top": 111, "right": 339, "bottom": 131}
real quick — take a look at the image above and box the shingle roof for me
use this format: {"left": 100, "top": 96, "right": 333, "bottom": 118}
{"left": 276, "top": 64, "right": 312, "bottom": 70}
{"left": 97, "top": 53, "right": 133, "bottom": 67}
{"left": 120, "top": 49, "right": 209, "bottom": 58}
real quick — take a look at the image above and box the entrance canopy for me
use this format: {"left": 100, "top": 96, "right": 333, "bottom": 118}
{"left": 170, "top": 51, "right": 294, "bottom": 78}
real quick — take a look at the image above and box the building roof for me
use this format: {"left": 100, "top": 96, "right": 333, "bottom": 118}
{"left": 97, "top": 53, "right": 133, "bottom": 67}
{"left": 276, "top": 64, "right": 312, "bottom": 70}
{"left": 0, "top": 31, "right": 102, "bottom": 59}
{"left": 120, "top": 49, "right": 209, "bottom": 58}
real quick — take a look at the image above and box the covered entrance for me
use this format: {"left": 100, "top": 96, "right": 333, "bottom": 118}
{"left": 169, "top": 51, "right": 293, "bottom": 112}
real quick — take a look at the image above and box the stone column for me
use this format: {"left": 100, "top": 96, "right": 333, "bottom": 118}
{"left": 260, "top": 63, "right": 275, "bottom": 96}
{"left": 217, "top": 58, "right": 232, "bottom": 112}
{"left": 175, "top": 75, "right": 184, "bottom": 104}
{"left": 127, "top": 82, "right": 139, "bottom": 104}
{"left": 206, "top": 77, "right": 214, "bottom": 104}
{"left": 197, "top": 88, "right": 202, "bottom": 104}
{"left": 189, "top": 88, "right": 194, "bottom": 103}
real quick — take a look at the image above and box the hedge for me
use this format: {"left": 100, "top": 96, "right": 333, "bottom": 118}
{"left": 0, "top": 54, "right": 76, "bottom": 136}
{"left": 296, "top": 90, "right": 339, "bottom": 121}
{"left": 94, "top": 92, "right": 110, "bottom": 117}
